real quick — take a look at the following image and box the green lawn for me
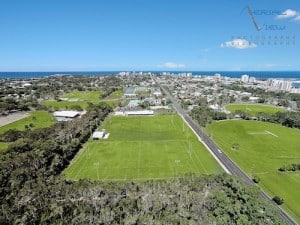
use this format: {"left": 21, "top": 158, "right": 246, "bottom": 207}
{"left": 64, "top": 115, "right": 223, "bottom": 181}
{"left": 103, "top": 90, "right": 124, "bottom": 100}
{"left": 43, "top": 90, "right": 121, "bottom": 110}
{"left": 42, "top": 100, "right": 90, "bottom": 110}
{"left": 0, "top": 111, "right": 55, "bottom": 134}
{"left": 226, "top": 104, "right": 284, "bottom": 116}
{"left": 63, "top": 90, "right": 101, "bottom": 102}
{"left": 206, "top": 120, "right": 300, "bottom": 223}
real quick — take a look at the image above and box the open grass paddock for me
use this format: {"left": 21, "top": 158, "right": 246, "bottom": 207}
{"left": 63, "top": 90, "right": 101, "bottom": 102}
{"left": 206, "top": 120, "right": 300, "bottom": 223}
{"left": 0, "top": 111, "right": 55, "bottom": 134}
{"left": 226, "top": 104, "right": 284, "bottom": 116}
{"left": 43, "top": 90, "right": 120, "bottom": 109}
{"left": 0, "top": 111, "right": 55, "bottom": 151}
{"left": 64, "top": 115, "right": 222, "bottom": 181}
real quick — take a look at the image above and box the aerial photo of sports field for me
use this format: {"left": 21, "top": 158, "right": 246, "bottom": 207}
{"left": 206, "top": 120, "right": 300, "bottom": 222}
{"left": 226, "top": 104, "right": 284, "bottom": 116}
{"left": 64, "top": 114, "right": 223, "bottom": 181}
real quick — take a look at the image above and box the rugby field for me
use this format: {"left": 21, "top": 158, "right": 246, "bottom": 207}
{"left": 226, "top": 104, "right": 284, "bottom": 116}
{"left": 64, "top": 115, "right": 223, "bottom": 181}
{"left": 43, "top": 90, "right": 120, "bottom": 109}
{"left": 0, "top": 111, "right": 55, "bottom": 134}
{"left": 206, "top": 120, "right": 300, "bottom": 223}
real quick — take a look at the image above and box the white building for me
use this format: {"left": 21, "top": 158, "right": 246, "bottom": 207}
{"left": 241, "top": 74, "right": 249, "bottom": 83}
{"left": 249, "top": 76, "right": 256, "bottom": 83}
{"left": 125, "top": 110, "right": 154, "bottom": 116}
{"left": 267, "top": 79, "right": 292, "bottom": 92}
{"left": 53, "top": 111, "right": 81, "bottom": 121}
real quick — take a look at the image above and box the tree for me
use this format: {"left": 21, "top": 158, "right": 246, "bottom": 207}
{"left": 241, "top": 96, "right": 249, "bottom": 102}
{"left": 273, "top": 196, "right": 284, "bottom": 205}
{"left": 252, "top": 176, "right": 260, "bottom": 184}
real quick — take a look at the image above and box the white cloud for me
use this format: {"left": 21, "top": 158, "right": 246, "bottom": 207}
{"left": 277, "top": 9, "right": 297, "bottom": 19}
{"left": 294, "top": 15, "right": 300, "bottom": 21}
{"left": 157, "top": 62, "right": 185, "bottom": 69}
{"left": 221, "top": 39, "right": 257, "bottom": 49}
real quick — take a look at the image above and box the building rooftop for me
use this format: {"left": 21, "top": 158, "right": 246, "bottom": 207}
{"left": 53, "top": 111, "right": 80, "bottom": 118}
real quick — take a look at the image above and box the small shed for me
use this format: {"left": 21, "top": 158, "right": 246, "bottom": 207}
{"left": 92, "top": 130, "right": 106, "bottom": 140}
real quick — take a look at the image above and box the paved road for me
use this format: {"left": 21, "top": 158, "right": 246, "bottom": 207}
{"left": 159, "top": 84, "right": 297, "bottom": 225}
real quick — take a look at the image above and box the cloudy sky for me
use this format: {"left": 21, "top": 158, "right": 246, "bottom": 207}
{"left": 0, "top": 0, "right": 299, "bottom": 71}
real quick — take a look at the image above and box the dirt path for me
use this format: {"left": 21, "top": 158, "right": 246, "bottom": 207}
{"left": 0, "top": 112, "right": 30, "bottom": 127}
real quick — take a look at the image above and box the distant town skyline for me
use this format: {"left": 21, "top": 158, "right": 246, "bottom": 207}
{"left": 0, "top": 0, "right": 299, "bottom": 71}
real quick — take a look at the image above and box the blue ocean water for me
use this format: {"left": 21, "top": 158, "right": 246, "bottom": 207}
{"left": 1, "top": 71, "right": 300, "bottom": 80}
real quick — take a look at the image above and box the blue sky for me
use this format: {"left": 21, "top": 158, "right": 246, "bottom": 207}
{"left": 0, "top": 0, "right": 299, "bottom": 71}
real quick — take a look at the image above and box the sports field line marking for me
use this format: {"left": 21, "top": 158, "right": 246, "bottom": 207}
{"left": 137, "top": 141, "right": 141, "bottom": 179}
{"left": 177, "top": 114, "right": 230, "bottom": 174}
{"left": 264, "top": 130, "right": 278, "bottom": 137}
{"left": 73, "top": 146, "right": 91, "bottom": 179}
{"left": 89, "top": 176, "right": 186, "bottom": 182}
{"left": 287, "top": 173, "right": 300, "bottom": 183}
{"left": 67, "top": 143, "right": 91, "bottom": 178}
{"left": 184, "top": 141, "right": 208, "bottom": 174}
{"left": 164, "top": 144, "right": 176, "bottom": 177}
{"left": 276, "top": 156, "right": 300, "bottom": 159}
{"left": 248, "top": 131, "right": 268, "bottom": 135}
{"left": 253, "top": 172, "right": 270, "bottom": 175}
{"left": 179, "top": 141, "right": 196, "bottom": 174}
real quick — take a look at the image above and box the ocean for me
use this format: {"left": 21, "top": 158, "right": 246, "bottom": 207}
{"left": 1, "top": 71, "right": 300, "bottom": 80}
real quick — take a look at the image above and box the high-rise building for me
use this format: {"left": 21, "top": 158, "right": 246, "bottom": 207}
{"left": 266, "top": 79, "right": 292, "bottom": 92}
{"left": 241, "top": 74, "right": 249, "bottom": 83}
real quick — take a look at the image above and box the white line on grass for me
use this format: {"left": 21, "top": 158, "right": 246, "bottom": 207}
{"left": 137, "top": 141, "right": 141, "bottom": 179}
{"left": 253, "top": 172, "right": 270, "bottom": 175}
{"left": 176, "top": 114, "right": 230, "bottom": 174}
{"left": 73, "top": 151, "right": 91, "bottom": 179}
{"left": 287, "top": 173, "right": 300, "bottom": 183}
{"left": 264, "top": 130, "right": 278, "bottom": 137}
{"left": 186, "top": 141, "right": 208, "bottom": 174}
{"left": 179, "top": 141, "right": 195, "bottom": 174}
{"left": 67, "top": 143, "right": 91, "bottom": 178}
{"left": 248, "top": 132, "right": 268, "bottom": 135}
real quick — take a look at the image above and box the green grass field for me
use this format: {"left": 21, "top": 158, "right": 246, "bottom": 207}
{"left": 63, "top": 90, "right": 101, "bottom": 102}
{"left": 42, "top": 100, "right": 90, "bottom": 110}
{"left": 0, "top": 111, "right": 55, "bottom": 134}
{"left": 226, "top": 104, "right": 284, "bottom": 116}
{"left": 206, "top": 120, "right": 300, "bottom": 223}
{"left": 103, "top": 90, "right": 123, "bottom": 100}
{"left": 43, "top": 90, "right": 121, "bottom": 109}
{"left": 64, "top": 115, "right": 223, "bottom": 181}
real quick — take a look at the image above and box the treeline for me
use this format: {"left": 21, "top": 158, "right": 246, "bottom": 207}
{"left": 236, "top": 111, "right": 300, "bottom": 129}
{"left": 189, "top": 98, "right": 227, "bottom": 127}
{"left": 0, "top": 96, "right": 37, "bottom": 113}
{"left": 0, "top": 102, "right": 112, "bottom": 209}
{"left": 278, "top": 163, "right": 300, "bottom": 172}
{"left": 190, "top": 106, "right": 227, "bottom": 127}
{"left": 0, "top": 174, "right": 286, "bottom": 225}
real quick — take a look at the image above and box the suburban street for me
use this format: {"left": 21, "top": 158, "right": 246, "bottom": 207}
{"left": 159, "top": 84, "right": 297, "bottom": 225}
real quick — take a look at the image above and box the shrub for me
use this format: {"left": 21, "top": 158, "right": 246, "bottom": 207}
{"left": 273, "top": 196, "right": 284, "bottom": 205}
